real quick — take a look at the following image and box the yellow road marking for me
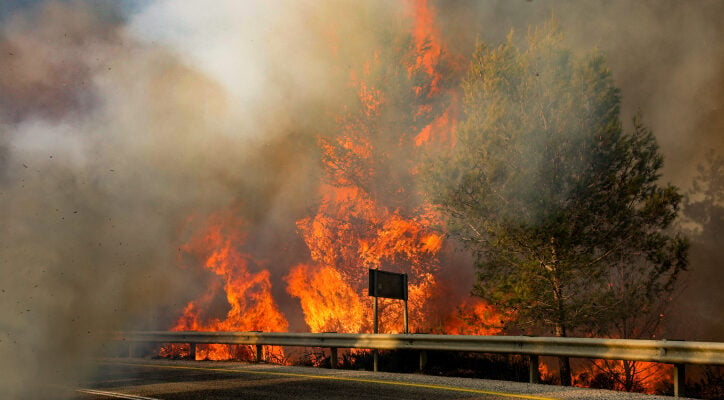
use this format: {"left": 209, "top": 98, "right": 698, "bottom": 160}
{"left": 77, "top": 388, "right": 160, "bottom": 400}
{"left": 102, "top": 361, "right": 559, "bottom": 400}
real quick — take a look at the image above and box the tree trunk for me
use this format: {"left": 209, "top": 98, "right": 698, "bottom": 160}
{"left": 623, "top": 360, "right": 635, "bottom": 392}
{"left": 555, "top": 324, "right": 572, "bottom": 386}
{"left": 558, "top": 356, "right": 572, "bottom": 386}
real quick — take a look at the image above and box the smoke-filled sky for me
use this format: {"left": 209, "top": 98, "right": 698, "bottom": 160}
{"left": 0, "top": 1, "right": 722, "bottom": 398}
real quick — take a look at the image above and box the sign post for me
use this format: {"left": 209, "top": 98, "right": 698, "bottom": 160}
{"left": 368, "top": 269, "right": 409, "bottom": 371}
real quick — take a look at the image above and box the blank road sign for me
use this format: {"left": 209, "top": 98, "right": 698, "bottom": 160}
{"left": 368, "top": 269, "right": 408, "bottom": 300}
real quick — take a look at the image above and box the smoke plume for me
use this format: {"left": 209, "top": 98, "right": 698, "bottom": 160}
{"left": 433, "top": 0, "right": 724, "bottom": 342}
{"left": 0, "top": 0, "right": 391, "bottom": 397}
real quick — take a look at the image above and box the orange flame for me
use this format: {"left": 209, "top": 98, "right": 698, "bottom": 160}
{"left": 286, "top": 264, "right": 364, "bottom": 333}
{"left": 163, "top": 0, "right": 503, "bottom": 360}
{"left": 438, "top": 298, "right": 507, "bottom": 335}
{"left": 574, "top": 357, "right": 672, "bottom": 393}
{"left": 535, "top": 350, "right": 671, "bottom": 392}
{"left": 409, "top": 0, "right": 443, "bottom": 93}
{"left": 161, "top": 208, "right": 288, "bottom": 360}
{"left": 408, "top": 0, "right": 460, "bottom": 148}
{"left": 286, "top": 0, "right": 500, "bottom": 336}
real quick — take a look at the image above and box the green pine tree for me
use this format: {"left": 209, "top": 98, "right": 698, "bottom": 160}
{"left": 424, "top": 22, "right": 688, "bottom": 386}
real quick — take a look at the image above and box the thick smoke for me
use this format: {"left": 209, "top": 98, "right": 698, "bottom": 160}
{"left": 0, "top": 1, "right": 400, "bottom": 398}
{"left": 434, "top": 0, "right": 724, "bottom": 342}
{"left": 436, "top": 0, "right": 724, "bottom": 183}
{"left": 1, "top": 0, "right": 722, "bottom": 398}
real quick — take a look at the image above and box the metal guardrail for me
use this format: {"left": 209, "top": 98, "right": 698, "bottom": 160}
{"left": 115, "top": 331, "right": 724, "bottom": 365}
{"left": 114, "top": 331, "right": 724, "bottom": 397}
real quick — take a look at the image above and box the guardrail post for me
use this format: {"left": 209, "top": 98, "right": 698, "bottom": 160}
{"left": 373, "top": 350, "right": 379, "bottom": 372}
{"left": 256, "top": 344, "right": 264, "bottom": 363}
{"left": 419, "top": 350, "right": 427, "bottom": 372}
{"left": 529, "top": 355, "right": 540, "bottom": 384}
{"left": 189, "top": 343, "right": 196, "bottom": 360}
{"left": 674, "top": 364, "right": 686, "bottom": 397}
{"left": 329, "top": 347, "right": 338, "bottom": 369}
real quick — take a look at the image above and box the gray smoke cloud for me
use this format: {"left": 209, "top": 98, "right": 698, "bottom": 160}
{"left": 0, "top": 1, "right": 399, "bottom": 397}
{"left": 1, "top": 0, "right": 723, "bottom": 398}
{"left": 434, "top": 0, "right": 724, "bottom": 341}
{"left": 436, "top": 0, "right": 724, "bottom": 185}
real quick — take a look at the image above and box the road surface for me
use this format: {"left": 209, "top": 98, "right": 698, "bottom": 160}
{"left": 66, "top": 358, "right": 690, "bottom": 400}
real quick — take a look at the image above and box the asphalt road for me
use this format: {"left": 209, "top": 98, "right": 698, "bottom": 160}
{"left": 66, "top": 358, "right": 691, "bottom": 400}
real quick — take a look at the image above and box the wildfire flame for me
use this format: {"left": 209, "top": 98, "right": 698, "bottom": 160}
{"left": 285, "top": 0, "right": 495, "bottom": 335}
{"left": 409, "top": 0, "right": 443, "bottom": 92}
{"left": 574, "top": 357, "right": 672, "bottom": 393}
{"left": 286, "top": 263, "right": 364, "bottom": 333}
{"left": 155, "top": 2, "right": 677, "bottom": 393}
{"left": 162, "top": 0, "right": 504, "bottom": 360}
{"left": 535, "top": 350, "right": 671, "bottom": 392}
{"left": 160, "top": 208, "right": 288, "bottom": 360}
{"left": 438, "top": 298, "right": 507, "bottom": 336}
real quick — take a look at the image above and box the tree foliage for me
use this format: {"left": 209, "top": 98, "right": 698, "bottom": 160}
{"left": 424, "top": 23, "right": 688, "bottom": 384}
{"left": 683, "top": 149, "right": 724, "bottom": 237}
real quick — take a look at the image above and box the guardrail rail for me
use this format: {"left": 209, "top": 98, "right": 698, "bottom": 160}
{"left": 113, "top": 331, "right": 724, "bottom": 397}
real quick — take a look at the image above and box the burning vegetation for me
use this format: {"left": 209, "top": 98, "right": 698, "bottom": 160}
{"left": 161, "top": 0, "right": 506, "bottom": 356}
{"left": 160, "top": 209, "right": 288, "bottom": 360}
{"left": 154, "top": 1, "right": 700, "bottom": 394}
{"left": 156, "top": 2, "right": 690, "bottom": 394}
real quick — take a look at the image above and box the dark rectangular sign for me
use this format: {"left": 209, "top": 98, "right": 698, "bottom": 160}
{"left": 368, "top": 269, "right": 408, "bottom": 300}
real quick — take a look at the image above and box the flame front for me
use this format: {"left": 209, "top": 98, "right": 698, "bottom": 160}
{"left": 162, "top": 0, "right": 504, "bottom": 360}
{"left": 285, "top": 0, "right": 501, "bottom": 335}
{"left": 286, "top": 264, "right": 364, "bottom": 333}
{"left": 161, "top": 209, "right": 288, "bottom": 360}
{"left": 573, "top": 357, "right": 672, "bottom": 393}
